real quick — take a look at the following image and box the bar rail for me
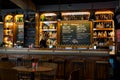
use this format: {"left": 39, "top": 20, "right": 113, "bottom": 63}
{"left": 0, "top": 48, "right": 110, "bottom": 56}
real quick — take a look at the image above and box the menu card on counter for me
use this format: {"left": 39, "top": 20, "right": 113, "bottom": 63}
{"left": 59, "top": 21, "right": 92, "bottom": 45}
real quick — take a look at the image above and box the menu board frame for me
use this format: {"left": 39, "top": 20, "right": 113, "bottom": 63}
{"left": 57, "top": 20, "right": 92, "bottom": 48}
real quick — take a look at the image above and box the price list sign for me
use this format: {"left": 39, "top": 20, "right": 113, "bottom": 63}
{"left": 17, "top": 25, "right": 24, "bottom": 42}
{"left": 60, "top": 21, "right": 92, "bottom": 45}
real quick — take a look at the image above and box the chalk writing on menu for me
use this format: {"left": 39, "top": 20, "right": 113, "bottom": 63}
{"left": 0, "top": 24, "right": 3, "bottom": 43}
{"left": 60, "top": 21, "right": 91, "bottom": 45}
{"left": 17, "top": 25, "right": 24, "bottom": 42}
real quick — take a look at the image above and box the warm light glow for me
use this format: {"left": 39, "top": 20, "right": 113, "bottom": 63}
{"left": 62, "top": 12, "right": 90, "bottom": 15}
{"left": 6, "top": 23, "right": 13, "bottom": 26}
{"left": 36, "top": 13, "right": 39, "bottom": 17}
{"left": 14, "top": 14, "right": 23, "bottom": 22}
{"left": 5, "top": 15, "right": 13, "bottom": 20}
{"left": 95, "top": 11, "right": 113, "bottom": 14}
{"left": 0, "top": 22, "right": 3, "bottom": 24}
{"left": 15, "top": 14, "right": 23, "bottom": 18}
{"left": 109, "top": 51, "right": 115, "bottom": 55}
{"left": 41, "top": 13, "right": 56, "bottom": 16}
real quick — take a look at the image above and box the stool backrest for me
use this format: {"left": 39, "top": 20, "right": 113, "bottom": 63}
{"left": 69, "top": 69, "right": 81, "bottom": 80}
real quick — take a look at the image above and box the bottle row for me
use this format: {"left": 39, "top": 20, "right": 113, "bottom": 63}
{"left": 95, "top": 14, "right": 113, "bottom": 20}
{"left": 93, "top": 31, "right": 114, "bottom": 38}
{"left": 94, "top": 22, "right": 113, "bottom": 28}
{"left": 40, "top": 14, "right": 90, "bottom": 21}
{"left": 42, "top": 23, "right": 57, "bottom": 29}
{"left": 94, "top": 38, "right": 113, "bottom": 47}
{"left": 40, "top": 16, "right": 57, "bottom": 21}
{"left": 62, "top": 15, "right": 89, "bottom": 20}
{"left": 5, "top": 15, "right": 24, "bottom": 22}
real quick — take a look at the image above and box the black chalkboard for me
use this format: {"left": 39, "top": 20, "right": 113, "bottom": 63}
{"left": 16, "top": 25, "right": 24, "bottom": 42}
{"left": 60, "top": 21, "right": 92, "bottom": 45}
{"left": 24, "top": 13, "right": 36, "bottom": 47}
{"left": 0, "top": 24, "right": 3, "bottom": 44}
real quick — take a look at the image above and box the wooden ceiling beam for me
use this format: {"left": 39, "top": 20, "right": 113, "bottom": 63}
{"left": 10, "top": 0, "right": 36, "bottom": 11}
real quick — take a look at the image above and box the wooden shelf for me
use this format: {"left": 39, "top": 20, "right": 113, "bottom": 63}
{"left": 93, "top": 11, "right": 114, "bottom": 49}
{"left": 93, "top": 28, "right": 113, "bottom": 30}
{"left": 42, "top": 29, "right": 57, "bottom": 31}
{"left": 94, "top": 20, "right": 113, "bottom": 22}
{"left": 40, "top": 21, "right": 57, "bottom": 23}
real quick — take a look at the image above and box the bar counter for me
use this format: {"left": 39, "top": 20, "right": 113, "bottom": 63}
{"left": 0, "top": 48, "right": 111, "bottom": 80}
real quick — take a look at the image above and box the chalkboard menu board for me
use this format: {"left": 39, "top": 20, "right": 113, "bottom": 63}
{"left": 0, "top": 24, "right": 3, "bottom": 43}
{"left": 16, "top": 24, "right": 24, "bottom": 42}
{"left": 60, "top": 21, "right": 92, "bottom": 45}
{"left": 24, "top": 13, "right": 36, "bottom": 47}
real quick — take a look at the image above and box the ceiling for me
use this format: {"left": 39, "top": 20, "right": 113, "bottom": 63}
{"left": 31, "top": 0, "right": 117, "bottom": 5}
{"left": 0, "top": 0, "right": 20, "bottom": 9}
{"left": 0, "top": 0, "right": 117, "bottom": 9}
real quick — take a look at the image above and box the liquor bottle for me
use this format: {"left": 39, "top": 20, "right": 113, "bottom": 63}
{"left": 103, "top": 31, "right": 107, "bottom": 37}
{"left": 93, "top": 31, "right": 97, "bottom": 37}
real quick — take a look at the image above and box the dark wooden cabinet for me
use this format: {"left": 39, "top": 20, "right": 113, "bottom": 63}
{"left": 24, "top": 13, "right": 36, "bottom": 47}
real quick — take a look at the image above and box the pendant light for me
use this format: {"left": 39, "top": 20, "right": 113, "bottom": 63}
{"left": 89, "top": 4, "right": 95, "bottom": 21}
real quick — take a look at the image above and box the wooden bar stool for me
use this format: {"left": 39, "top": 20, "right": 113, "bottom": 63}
{"left": 95, "top": 61, "right": 110, "bottom": 80}
{"left": 16, "top": 57, "right": 23, "bottom": 66}
{"left": 40, "top": 62, "right": 58, "bottom": 80}
{"left": 68, "top": 69, "right": 82, "bottom": 80}
{"left": 69, "top": 59, "right": 85, "bottom": 80}
{"left": 53, "top": 56, "right": 66, "bottom": 80}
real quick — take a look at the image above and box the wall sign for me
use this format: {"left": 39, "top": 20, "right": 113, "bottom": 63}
{"left": 59, "top": 21, "right": 92, "bottom": 45}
